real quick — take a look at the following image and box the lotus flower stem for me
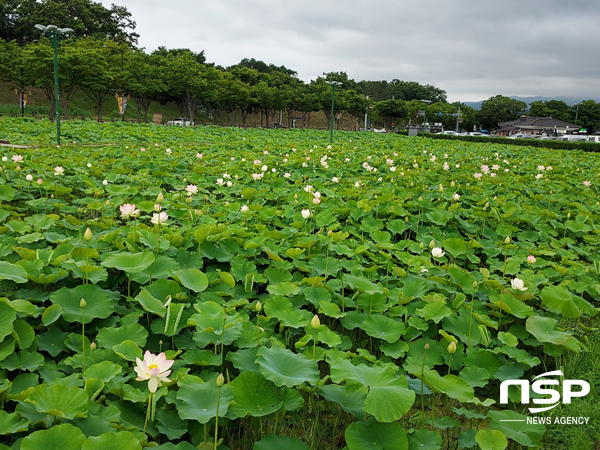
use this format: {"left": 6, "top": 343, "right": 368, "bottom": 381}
{"left": 214, "top": 373, "right": 224, "bottom": 450}
{"left": 81, "top": 299, "right": 86, "bottom": 372}
{"left": 421, "top": 343, "right": 429, "bottom": 427}
{"left": 142, "top": 393, "right": 152, "bottom": 447}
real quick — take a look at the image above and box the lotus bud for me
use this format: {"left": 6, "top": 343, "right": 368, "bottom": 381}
{"left": 429, "top": 240, "right": 435, "bottom": 249}
{"left": 157, "top": 192, "right": 164, "bottom": 204}
{"left": 473, "top": 280, "right": 478, "bottom": 288}
{"left": 80, "top": 298, "right": 87, "bottom": 308}
{"left": 186, "top": 196, "right": 192, "bottom": 203}
{"left": 405, "top": 217, "right": 409, "bottom": 222}
{"left": 84, "top": 227, "right": 93, "bottom": 241}
{"left": 504, "top": 236, "right": 510, "bottom": 244}
{"left": 311, "top": 314, "right": 320, "bottom": 329}
{"left": 154, "top": 203, "right": 162, "bottom": 212}
{"left": 255, "top": 301, "right": 262, "bottom": 312}
{"left": 410, "top": 182, "right": 414, "bottom": 187}
{"left": 450, "top": 181, "right": 455, "bottom": 187}
{"left": 216, "top": 373, "right": 225, "bottom": 387}
{"left": 419, "top": 242, "right": 425, "bottom": 249}
{"left": 424, "top": 343, "right": 430, "bottom": 350}
{"left": 567, "top": 212, "right": 571, "bottom": 219}
{"left": 105, "top": 199, "right": 110, "bottom": 206}
{"left": 159, "top": 340, "right": 163, "bottom": 345}
{"left": 447, "top": 341, "right": 457, "bottom": 354}
{"left": 90, "top": 342, "right": 97, "bottom": 351}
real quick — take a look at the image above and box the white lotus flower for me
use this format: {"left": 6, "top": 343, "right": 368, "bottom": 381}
{"left": 511, "top": 278, "right": 527, "bottom": 291}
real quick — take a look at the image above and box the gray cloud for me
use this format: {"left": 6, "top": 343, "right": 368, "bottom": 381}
{"left": 101, "top": 0, "right": 600, "bottom": 102}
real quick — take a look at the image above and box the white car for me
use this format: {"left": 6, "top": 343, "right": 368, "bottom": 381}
{"left": 166, "top": 118, "right": 191, "bottom": 127}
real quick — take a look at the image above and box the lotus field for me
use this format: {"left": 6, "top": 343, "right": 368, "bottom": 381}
{"left": 0, "top": 118, "right": 599, "bottom": 450}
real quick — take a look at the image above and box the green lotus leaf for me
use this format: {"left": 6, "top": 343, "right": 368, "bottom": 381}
{"left": 267, "top": 281, "right": 301, "bottom": 296}
{"left": 12, "top": 319, "right": 35, "bottom": 349}
{"left": 254, "top": 434, "right": 309, "bottom": 450}
{"left": 0, "top": 261, "right": 28, "bottom": 283}
{"left": 476, "top": 429, "right": 508, "bottom": 450}
{"left": 256, "top": 345, "right": 319, "bottom": 387}
{"left": 448, "top": 267, "right": 476, "bottom": 295}
{"left": 319, "top": 384, "right": 366, "bottom": 419}
{"left": 82, "top": 361, "right": 123, "bottom": 382}
{"left": 41, "top": 304, "right": 63, "bottom": 326}
{"left": 1, "top": 350, "right": 44, "bottom": 372}
{"left": 344, "top": 274, "right": 385, "bottom": 294}
{"left": 21, "top": 423, "right": 86, "bottom": 450}
{"left": 0, "top": 302, "right": 16, "bottom": 341}
{"left": 175, "top": 268, "right": 209, "bottom": 292}
{"left": 25, "top": 384, "right": 88, "bottom": 420}
{"left": 525, "top": 315, "right": 574, "bottom": 346}
{"left": 416, "top": 302, "right": 453, "bottom": 324}
{"left": 135, "top": 289, "right": 167, "bottom": 317}
{"left": 360, "top": 314, "right": 405, "bottom": 343}
{"left": 176, "top": 379, "right": 233, "bottom": 424}
{"left": 50, "top": 284, "right": 114, "bottom": 324}
{"left": 442, "top": 237, "right": 468, "bottom": 258}
{"left": 228, "top": 371, "right": 283, "bottom": 418}
{"left": 96, "top": 323, "right": 148, "bottom": 348}
{"left": 423, "top": 369, "right": 475, "bottom": 402}
{"left": 0, "top": 185, "right": 16, "bottom": 202}
{"left": 101, "top": 250, "right": 155, "bottom": 274}
{"left": 0, "top": 410, "right": 30, "bottom": 435}
{"left": 112, "top": 340, "right": 142, "bottom": 362}
{"left": 540, "top": 285, "right": 580, "bottom": 318}
{"left": 82, "top": 431, "right": 140, "bottom": 450}
{"left": 407, "top": 429, "right": 442, "bottom": 450}
{"left": 345, "top": 417, "right": 408, "bottom": 450}
{"left": 488, "top": 410, "right": 545, "bottom": 447}
{"left": 155, "top": 409, "right": 188, "bottom": 440}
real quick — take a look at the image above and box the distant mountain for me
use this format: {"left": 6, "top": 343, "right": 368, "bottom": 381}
{"left": 463, "top": 96, "right": 600, "bottom": 110}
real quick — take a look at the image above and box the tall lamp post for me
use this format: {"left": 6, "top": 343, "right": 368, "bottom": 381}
{"left": 421, "top": 99, "right": 431, "bottom": 136}
{"left": 574, "top": 102, "right": 581, "bottom": 127}
{"left": 34, "top": 24, "right": 73, "bottom": 146}
{"left": 326, "top": 81, "right": 342, "bottom": 143}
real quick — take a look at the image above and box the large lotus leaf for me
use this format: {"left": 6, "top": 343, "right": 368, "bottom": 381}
{"left": 21, "top": 423, "right": 86, "bottom": 450}
{"left": 96, "top": 323, "right": 148, "bottom": 348}
{"left": 256, "top": 346, "right": 319, "bottom": 387}
{"left": 101, "top": 250, "right": 155, "bottom": 274}
{"left": 12, "top": 319, "right": 35, "bottom": 349}
{"left": 488, "top": 410, "right": 545, "bottom": 447}
{"left": 525, "top": 315, "right": 573, "bottom": 345}
{"left": 176, "top": 379, "right": 232, "bottom": 424}
{"left": 267, "top": 282, "right": 301, "bottom": 296}
{"left": 175, "top": 268, "right": 209, "bottom": 292}
{"left": 360, "top": 314, "right": 405, "bottom": 343}
{"left": 319, "top": 384, "right": 366, "bottom": 419}
{"left": 448, "top": 267, "right": 476, "bottom": 295}
{"left": 130, "top": 255, "right": 181, "bottom": 284}
{"left": 154, "top": 443, "right": 198, "bottom": 450}
{"left": 540, "top": 285, "right": 580, "bottom": 318}
{"left": 155, "top": 409, "right": 188, "bottom": 440}
{"left": 82, "top": 431, "right": 140, "bottom": 450}
{"left": 344, "top": 274, "right": 385, "bottom": 294}
{"left": 135, "top": 289, "right": 167, "bottom": 317}
{"left": 0, "top": 261, "right": 28, "bottom": 283}
{"left": 0, "top": 410, "right": 30, "bottom": 435}
{"left": 443, "top": 312, "right": 481, "bottom": 346}
{"left": 112, "top": 340, "right": 142, "bottom": 362}
{"left": 1, "top": 350, "right": 44, "bottom": 372}
{"left": 0, "top": 185, "right": 16, "bottom": 202}
{"left": 25, "top": 384, "right": 88, "bottom": 420}
{"left": 407, "top": 429, "right": 442, "bottom": 450}
{"left": 330, "top": 360, "right": 415, "bottom": 422}
{"left": 73, "top": 403, "right": 120, "bottom": 437}
{"left": 82, "top": 361, "right": 123, "bottom": 383}
{"left": 490, "top": 294, "right": 533, "bottom": 319}
{"left": 345, "top": 417, "right": 408, "bottom": 450}
{"left": 416, "top": 302, "right": 453, "bottom": 324}
{"left": 443, "top": 238, "right": 468, "bottom": 258}
{"left": 476, "top": 429, "right": 508, "bottom": 450}
{"left": 228, "top": 371, "right": 283, "bottom": 418}
{"left": 423, "top": 369, "right": 474, "bottom": 403}
{"left": 0, "top": 302, "right": 16, "bottom": 341}
{"left": 254, "top": 434, "right": 309, "bottom": 450}
{"left": 50, "top": 284, "right": 114, "bottom": 323}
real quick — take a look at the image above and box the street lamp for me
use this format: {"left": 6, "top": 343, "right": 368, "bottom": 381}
{"left": 34, "top": 24, "right": 73, "bottom": 146}
{"left": 574, "top": 102, "right": 581, "bottom": 127}
{"left": 421, "top": 100, "right": 431, "bottom": 136}
{"left": 326, "top": 81, "right": 342, "bottom": 143}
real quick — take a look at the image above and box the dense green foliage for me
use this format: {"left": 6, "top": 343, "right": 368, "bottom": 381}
{"left": 0, "top": 118, "right": 598, "bottom": 449}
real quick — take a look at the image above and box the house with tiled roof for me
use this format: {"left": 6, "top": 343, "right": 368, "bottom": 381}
{"left": 496, "top": 116, "right": 580, "bottom": 136}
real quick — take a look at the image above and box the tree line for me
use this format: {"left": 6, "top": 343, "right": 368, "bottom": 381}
{"left": 1, "top": 0, "right": 599, "bottom": 132}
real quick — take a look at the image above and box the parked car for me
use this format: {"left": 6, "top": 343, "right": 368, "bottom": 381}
{"left": 438, "top": 130, "right": 458, "bottom": 135}
{"left": 166, "top": 118, "right": 191, "bottom": 127}
{"left": 467, "top": 132, "right": 490, "bottom": 137}
{"left": 587, "top": 136, "right": 600, "bottom": 143}
{"left": 560, "top": 135, "right": 587, "bottom": 142}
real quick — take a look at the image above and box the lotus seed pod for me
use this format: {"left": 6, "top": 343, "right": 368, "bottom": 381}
{"left": 447, "top": 341, "right": 457, "bottom": 354}
{"left": 80, "top": 298, "right": 87, "bottom": 308}
{"left": 84, "top": 227, "right": 93, "bottom": 241}
{"left": 311, "top": 314, "right": 320, "bottom": 329}
{"left": 216, "top": 373, "right": 225, "bottom": 387}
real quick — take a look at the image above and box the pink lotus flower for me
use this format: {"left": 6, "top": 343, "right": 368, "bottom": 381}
{"left": 12, "top": 155, "right": 23, "bottom": 163}
{"left": 120, "top": 203, "right": 139, "bottom": 219}
{"left": 185, "top": 184, "right": 198, "bottom": 196}
{"left": 527, "top": 255, "right": 536, "bottom": 264}
{"left": 583, "top": 180, "right": 591, "bottom": 187}
{"left": 134, "top": 350, "right": 174, "bottom": 393}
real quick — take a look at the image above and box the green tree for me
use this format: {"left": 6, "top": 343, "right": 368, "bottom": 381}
{"left": 571, "top": 100, "right": 600, "bottom": 134}
{"left": 477, "top": 95, "right": 527, "bottom": 130}
{"left": 1, "top": 0, "right": 138, "bottom": 46}
{"left": 528, "top": 100, "right": 570, "bottom": 122}
{"left": 373, "top": 99, "right": 406, "bottom": 130}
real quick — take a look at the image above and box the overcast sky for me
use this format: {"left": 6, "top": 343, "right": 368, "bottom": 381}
{"left": 99, "top": 0, "right": 600, "bottom": 102}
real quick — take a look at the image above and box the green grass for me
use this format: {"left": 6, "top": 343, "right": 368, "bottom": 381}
{"left": 542, "top": 316, "right": 600, "bottom": 449}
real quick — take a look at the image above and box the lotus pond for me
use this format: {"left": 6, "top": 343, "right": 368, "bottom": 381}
{"left": 0, "top": 118, "right": 598, "bottom": 450}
